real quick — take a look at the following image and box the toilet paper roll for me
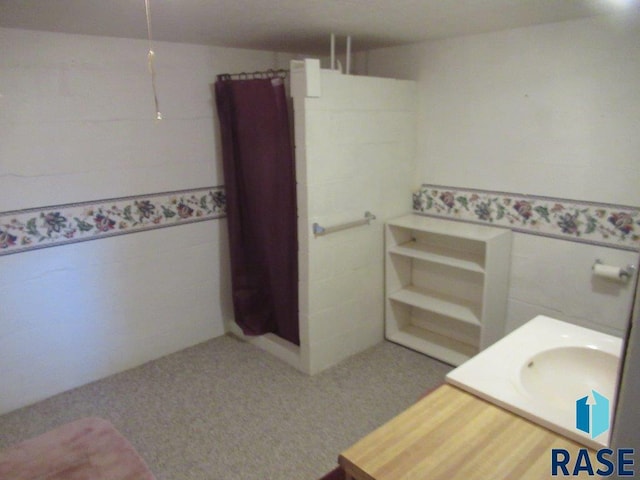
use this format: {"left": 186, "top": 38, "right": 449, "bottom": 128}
{"left": 593, "top": 263, "right": 623, "bottom": 281}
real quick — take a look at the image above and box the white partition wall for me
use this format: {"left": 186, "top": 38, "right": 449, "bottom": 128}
{"left": 292, "top": 60, "right": 418, "bottom": 374}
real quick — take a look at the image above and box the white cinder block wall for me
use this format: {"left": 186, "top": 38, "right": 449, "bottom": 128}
{"left": 294, "top": 69, "right": 417, "bottom": 374}
{"left": 0, "top": 27, "right": 298, "bottom": 415}
{"left": 361, "top": 13, "right": 640, "bottom": 336}
{"left": 3, "top": 11, "right": 638, "bottom": 411}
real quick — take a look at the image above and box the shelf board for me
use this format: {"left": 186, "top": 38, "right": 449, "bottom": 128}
{"left": 387, "top": 215, "right": 508, "bottom": 241}
{"left": 386, "top": 325, "right": 478, "bottom": 366}
{"left": 389, "top": 241, "right": 484, "bottom": 273}
{"left": 388, "top": 286, "right": 481, "bottom": 327}
{"left": 411, "top": 313, "right": 480, "bottom": 347}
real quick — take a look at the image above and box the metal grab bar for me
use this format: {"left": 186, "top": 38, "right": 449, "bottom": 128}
{"left": 312, "top": 211, "right": 376, "bottom": 237}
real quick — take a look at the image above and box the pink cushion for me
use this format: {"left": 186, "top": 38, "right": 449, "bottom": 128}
{"left": 0, "top": 417, "right": 156, "bottom": 480}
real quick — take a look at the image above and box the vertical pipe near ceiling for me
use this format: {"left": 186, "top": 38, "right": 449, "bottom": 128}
{"left": 346, "top": 36, "right": 351, "bottom": 75}
{"left": 330, "top": 33, "right": 335, "bottom": 70}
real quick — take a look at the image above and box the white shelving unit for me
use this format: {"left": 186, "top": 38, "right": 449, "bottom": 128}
{"left": 385, "top": 214, "right": 512, "bottom": 366}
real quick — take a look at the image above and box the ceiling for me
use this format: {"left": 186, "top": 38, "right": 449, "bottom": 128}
{"left": 0, "top": 0, "right": 637, "bottom": 54}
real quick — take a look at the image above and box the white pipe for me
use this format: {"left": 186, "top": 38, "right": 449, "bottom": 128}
{"left": 330, "top": 33, "right": 335, "bottom": 71}
{"left": 346, "top": 36, "right": 351, "bottom": 75}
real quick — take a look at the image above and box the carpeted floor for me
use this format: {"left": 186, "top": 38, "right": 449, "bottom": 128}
{"left": 0, "top": 335, "right": 451, "bottom": 480}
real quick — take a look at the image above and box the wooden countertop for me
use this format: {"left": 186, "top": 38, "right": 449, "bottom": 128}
{"left": 339, "top": 384, "right": 596, "bottom": 480}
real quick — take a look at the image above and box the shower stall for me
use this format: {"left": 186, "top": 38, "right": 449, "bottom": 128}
{"left": 224, "top": 59, "right": 418, "bottom": 374}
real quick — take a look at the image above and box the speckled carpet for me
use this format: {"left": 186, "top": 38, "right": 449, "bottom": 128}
{"left": 0, "top": 335, "right": 451, "bottom": 480}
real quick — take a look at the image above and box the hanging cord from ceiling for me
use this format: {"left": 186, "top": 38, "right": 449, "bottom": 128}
{"left": 145, "top": 0, "right": 162, "bottom": 121}
{"left": 216, "top": 69, "right": 289, "bottom": 82}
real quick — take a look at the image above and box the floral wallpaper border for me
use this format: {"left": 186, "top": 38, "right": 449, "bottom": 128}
{"left": 413, "top": 184, "right": 639, "bottom": 252}
{"left": 0, "top": 186, "right": 226, "bottom": 257}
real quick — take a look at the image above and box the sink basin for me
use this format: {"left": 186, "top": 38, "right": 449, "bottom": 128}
{"left": 520, "top": 346, "right": 618, "bottom": 410}
{"left": 446, "top": 316, "right": 622, "bottom": 449}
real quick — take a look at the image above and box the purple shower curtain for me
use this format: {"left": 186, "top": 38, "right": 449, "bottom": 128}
{"left": 215, "top": 77, "right": 299, "bottom": 346}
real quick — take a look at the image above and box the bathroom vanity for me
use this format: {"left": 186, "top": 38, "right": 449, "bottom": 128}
{"left": 338, "top": 384, "right": 595, "bottom": 480}
{"left": 445, "top": 315, "right": 621, "bottom": 450}
{"left": 340, "top": 316, "right": 621, "bottom": 478}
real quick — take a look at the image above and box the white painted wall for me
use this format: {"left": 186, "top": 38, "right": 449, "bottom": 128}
{"left": 364, "top": 13, "right": 640, "bottom": 205}
{"left": 362, "top": 13, "right": 640, "bottom": 336}
{"left": 0, "top": 27, "right": 298, "bottom": 414}
{"left": 294, "top": 68, "right": 417, "bottom": 374}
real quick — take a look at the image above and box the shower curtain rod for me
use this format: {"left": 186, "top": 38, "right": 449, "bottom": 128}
{"left": 216, "top": 68, "right": 289, "bottom": 81}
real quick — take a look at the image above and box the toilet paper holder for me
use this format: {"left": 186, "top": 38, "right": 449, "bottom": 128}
{"left": 592, "top": 259, "right": 636, "bottom": 281}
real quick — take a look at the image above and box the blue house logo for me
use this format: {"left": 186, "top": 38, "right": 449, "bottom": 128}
{"left": 551, "top": 391, "right": 633, "bottom": 476}
{"left": 576, "top": 390, "right": 609, "bottom": 439}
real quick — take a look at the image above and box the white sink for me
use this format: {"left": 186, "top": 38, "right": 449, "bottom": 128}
{"left": 446, "top": 315, "right": 623, "bottom": 449}
{"left": 520, "top": 346, "right": 618, "bottom": 410}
